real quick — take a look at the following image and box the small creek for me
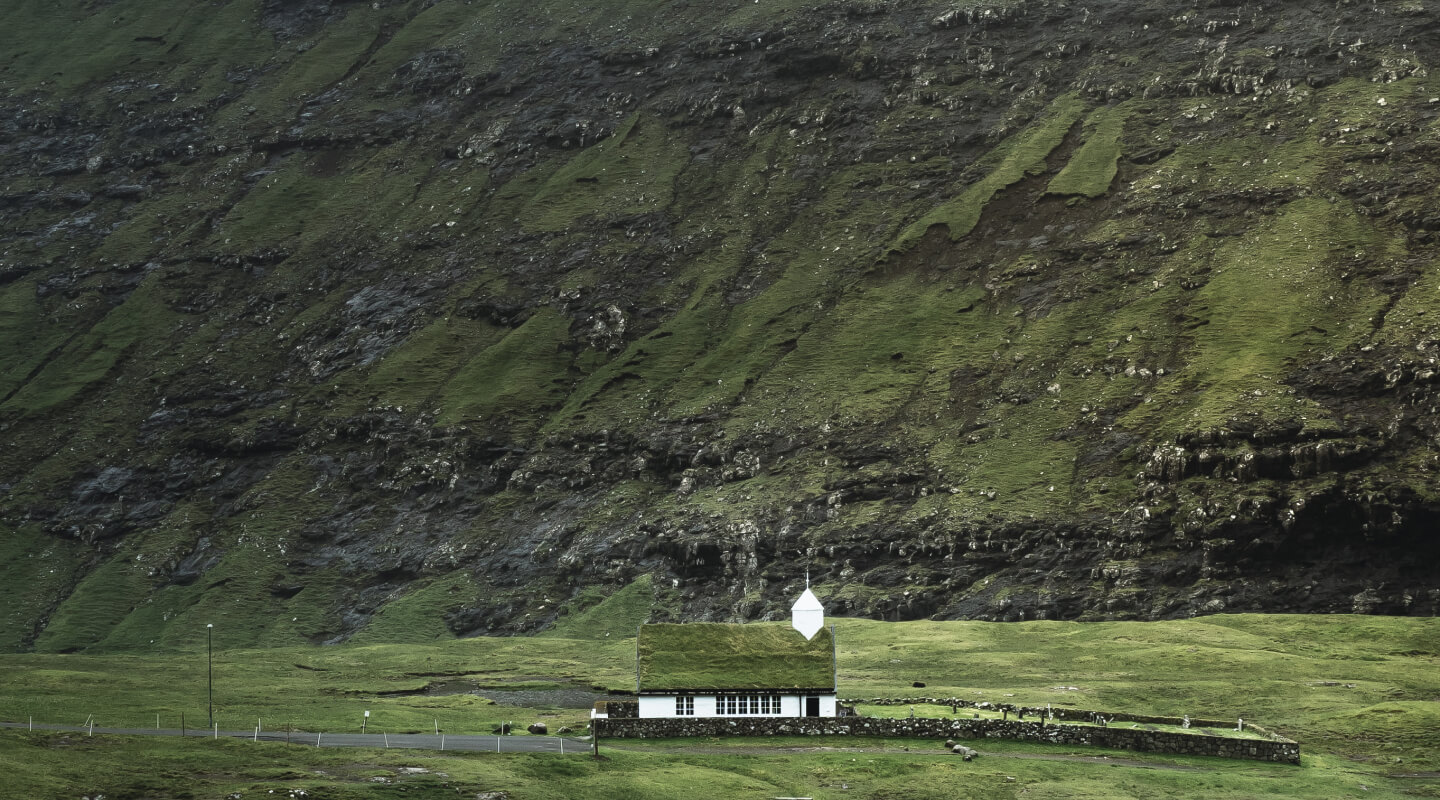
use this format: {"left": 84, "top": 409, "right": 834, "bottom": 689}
{"left": 380, "top": 680, "right": 609, "bottom": 709}
{"left": 478, "top": 688, "right": 610, "bottom": 708}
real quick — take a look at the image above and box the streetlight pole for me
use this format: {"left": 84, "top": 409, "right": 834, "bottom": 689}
{"left": 207, "top": 623, "right": 214, "bottom": 730}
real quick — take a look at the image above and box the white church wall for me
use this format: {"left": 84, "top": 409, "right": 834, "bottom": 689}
{"left": 640, "top": 693, "right": 837, "bottom": 719}
{"left": 640, "top": 695, "right": 722, "bottom": 718}
{"left": 780, "top": 695, "right": 802, "bottom": 717}
{"left": 695, "top": 695, "right": 717, "bottom": 717}
{"left": 819, "top": 695, "right": 837, "bottom": 717}
{"left": 639, "top": 695, "right": 675, "bottom": 718}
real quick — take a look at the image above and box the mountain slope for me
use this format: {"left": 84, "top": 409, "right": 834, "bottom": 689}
{"left": 2, "top": 0, "right": 1438, "bottom": 651}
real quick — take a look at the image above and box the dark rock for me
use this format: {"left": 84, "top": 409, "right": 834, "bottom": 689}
{"left": 101, "top": 184, "right": 149, "bottom": 199}
{"left": 3, "top": 0, "right": 1439, "bottom": 651}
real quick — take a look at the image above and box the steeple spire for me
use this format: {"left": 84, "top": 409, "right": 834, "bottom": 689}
{"left": 791, "top": 575, "right": 825, "bottom": 640}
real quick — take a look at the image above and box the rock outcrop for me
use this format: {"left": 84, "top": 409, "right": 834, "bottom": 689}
{"left": 1, "top": 0, "right": 1438, "bottom": 650}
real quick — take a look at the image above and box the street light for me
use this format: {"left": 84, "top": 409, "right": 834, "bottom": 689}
{"left": 207, "top": 623, "right": 214, "bottom": 730}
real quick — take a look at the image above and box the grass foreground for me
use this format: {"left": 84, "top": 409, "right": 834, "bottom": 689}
{"left": 2, "top": 612, "right": 1438, "bottom": 799}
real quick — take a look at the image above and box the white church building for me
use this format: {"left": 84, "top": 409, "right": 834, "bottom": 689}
{"left": 629, "top": 584, "right": 839, "bottom": 719}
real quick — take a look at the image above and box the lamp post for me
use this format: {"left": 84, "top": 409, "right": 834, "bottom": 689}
{"left": 207, "top": 623, "right": 214, "bottom": 729}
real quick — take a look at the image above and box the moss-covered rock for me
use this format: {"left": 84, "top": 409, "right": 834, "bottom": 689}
{"left": 2, "top": 0, "right": 1439, "bottom": 651}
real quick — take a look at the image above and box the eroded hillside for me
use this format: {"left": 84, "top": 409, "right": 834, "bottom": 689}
{"left": 2, "top": 0, "right": 1438, "bottom": 650}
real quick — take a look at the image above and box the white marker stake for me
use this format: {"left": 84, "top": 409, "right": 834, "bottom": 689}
{"left": 214, "top": 723, "right": 218, "bottom": 739}
{"left": 440, "top": 734, "right": 445, "bottom": 752}
{"left": 384, "top": 732, "right": 389, "bottom": 749}
{"left": 317, "top": 733, "right": 322, "bottom": 748}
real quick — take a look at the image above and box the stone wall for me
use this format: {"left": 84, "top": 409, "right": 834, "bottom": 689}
{"left": 600, "top": 699, "right": 639, "bottom": 719}
{"left": 594, "top": 716, "right": 1300, "bottom": 765}
{"left": 851, "top": 697, "right": 1235, "bottom": 728}
{"left": 849, "top": 698, "right": 1297, "bottom": 741}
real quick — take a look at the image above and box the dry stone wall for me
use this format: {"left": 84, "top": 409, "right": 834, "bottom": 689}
{"left": 601, "top": 699, "right": 639, "bottom": 719}
{"left": 852, "top": 697, "right": 1235, "bottom": 728}
{"left": 594, "top": 716, "right": 1300, "bottom": 764}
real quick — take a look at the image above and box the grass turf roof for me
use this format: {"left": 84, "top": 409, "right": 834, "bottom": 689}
{"left": 636, "top": 622, "right": 835, "bottom": 692}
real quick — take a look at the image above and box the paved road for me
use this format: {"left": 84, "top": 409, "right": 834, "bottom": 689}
{"left": 0, "top": 721, "right": 590, "bottom": 754}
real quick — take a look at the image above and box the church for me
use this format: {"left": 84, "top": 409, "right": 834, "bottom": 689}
{"left": 631, "top": 584, "right": 839, "bottom": 719}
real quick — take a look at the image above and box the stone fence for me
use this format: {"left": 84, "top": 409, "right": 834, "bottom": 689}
{"left": 599, "top": 699, "right": 638, "bottom": 719}
{"left": 848, "top": 698, "right": 1294, "bottom": 743}
{"left": 593, "top": 715, "right": 1300, "bottom": 765}
{"left": 852, "top": 697, "right": 1231, "bottom": 727}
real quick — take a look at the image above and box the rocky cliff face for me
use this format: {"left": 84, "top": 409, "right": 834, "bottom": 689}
{"left": 3, "top": 0, "right": 1438, "bottom": 651}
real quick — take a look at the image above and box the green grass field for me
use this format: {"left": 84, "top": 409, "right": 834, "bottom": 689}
{"left": 2, "top": 609, "right": 1437, "bottom": 799}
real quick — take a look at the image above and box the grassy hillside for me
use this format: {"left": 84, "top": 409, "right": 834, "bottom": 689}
{"left": 1, "top": 0, "right": 1439, "bottom": 649}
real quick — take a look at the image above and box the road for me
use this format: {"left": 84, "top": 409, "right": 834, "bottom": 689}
{"left": 0, "top": 721, "right": 590, "bottom": 754}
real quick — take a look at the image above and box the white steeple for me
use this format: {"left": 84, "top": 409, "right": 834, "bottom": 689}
{"left": 791, "top": 572, "right": 825, "bottom": 640}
